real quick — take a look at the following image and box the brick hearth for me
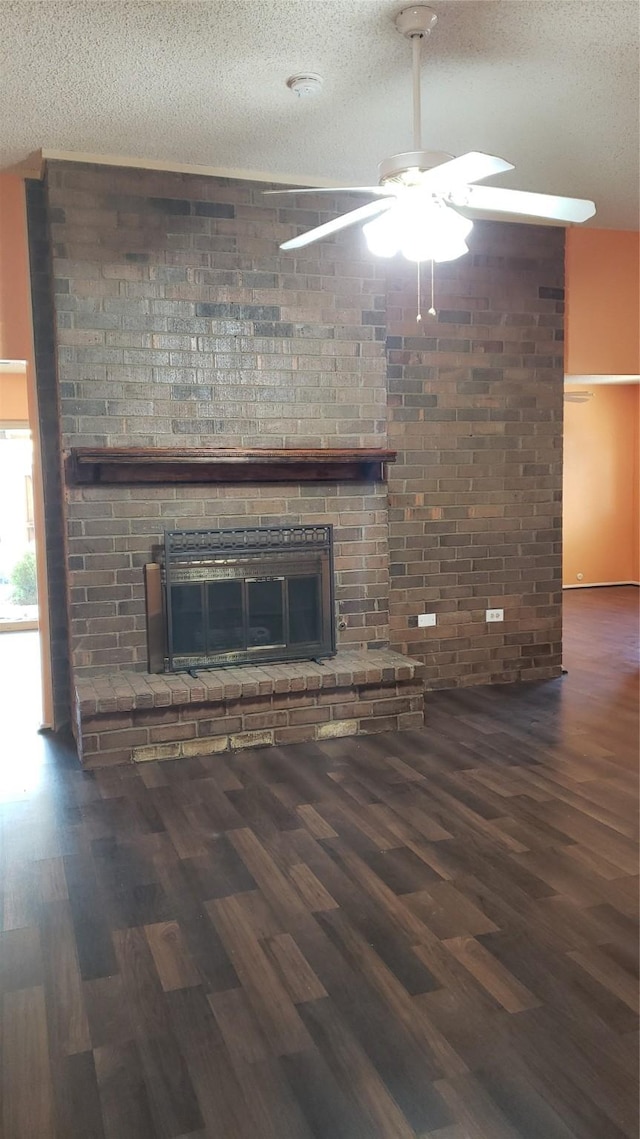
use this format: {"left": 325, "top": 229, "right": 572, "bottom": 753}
{"left": 74, "top": 649, "right": 424, "bottom": 768}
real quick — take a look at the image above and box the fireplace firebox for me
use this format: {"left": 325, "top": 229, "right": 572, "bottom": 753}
{"left": 145, "top": 526, "right": 335, "bottom": 673}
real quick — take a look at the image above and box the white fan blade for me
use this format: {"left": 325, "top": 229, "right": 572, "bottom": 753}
{"left": 265, "top": 186, "right": 393, "bottom": 196}
{"left": 420, "top": 151, "right": 514, "bottom": 189}
{"left": 280, "top": 198, "right": 395, "bottom": 250}
{"left": 448, "top": 184, "right": 596, "bottom": 223}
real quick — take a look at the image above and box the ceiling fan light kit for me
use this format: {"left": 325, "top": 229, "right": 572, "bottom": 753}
{"left": 363, "top": 193, "right": 473, "bottom": 263}
{"left": 270, "top": 4, "right": 596, "bottom": 317}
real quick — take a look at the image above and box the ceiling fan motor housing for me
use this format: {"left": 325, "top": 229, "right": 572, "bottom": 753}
{"left": 379, "top": 150, "right": 453, "bottom": 184}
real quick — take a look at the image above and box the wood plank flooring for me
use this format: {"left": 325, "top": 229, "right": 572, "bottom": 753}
{"left": 1, "top": 586, "right": 638, "bottom": 1138}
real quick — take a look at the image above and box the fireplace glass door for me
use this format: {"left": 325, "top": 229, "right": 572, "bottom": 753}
{"left": 152, "top": 526, "right": 334, "bottom": 672}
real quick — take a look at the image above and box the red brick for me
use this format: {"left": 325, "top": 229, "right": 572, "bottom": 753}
{"left": 196, "top": 716, "right": 243, "bottom": 737}
{"left": 358, "top": 715, "right": 399, "bottom": 734}
{"left": 149, "top": 722, "right": 197, "bottom": 743}
{"left": 288, "top": 707, "right": 331, "bottom": 727}
{"left": 242, "top": 711, "right": 288, "bottom": 730}
{"left": 273, "top": 725, "right": 317, "bottom": 745}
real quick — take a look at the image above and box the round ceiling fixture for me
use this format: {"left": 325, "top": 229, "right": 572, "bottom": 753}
{"left": 394, "top": 5, "right": 438, "bottom": 40}
{"left": 286, "top": 73, "right": 324, "bottom": 97}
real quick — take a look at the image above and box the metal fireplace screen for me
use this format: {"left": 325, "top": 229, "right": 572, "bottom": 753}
{"left": 147, "top": 525, "right": 335, "bottom": 672}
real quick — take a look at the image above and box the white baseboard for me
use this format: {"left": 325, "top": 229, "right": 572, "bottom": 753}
{"left": 563, "top": 581, "right": 640, "bottom": 589}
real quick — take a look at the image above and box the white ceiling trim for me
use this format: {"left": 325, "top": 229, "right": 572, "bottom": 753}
{"left": 0, "top": 361, "right": 27, "bottom": 374}
{"left": 38, "top": 148, "right": 345, "bottom": 189}
{"left": 565, "top": 375, "right": 640, "bottom": 385}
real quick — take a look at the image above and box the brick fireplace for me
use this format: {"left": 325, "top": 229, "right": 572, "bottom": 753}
{"left": 27, "top": 160, "right": 565, "bottom": 765}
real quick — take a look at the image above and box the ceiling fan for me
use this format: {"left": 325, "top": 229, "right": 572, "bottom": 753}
{"left": 266, "top": 5, "right": 596, "bottom": 265}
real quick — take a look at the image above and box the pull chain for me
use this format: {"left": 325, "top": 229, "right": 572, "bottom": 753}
{"left": 417, "top": 259, "right": 437, "bottom": 324}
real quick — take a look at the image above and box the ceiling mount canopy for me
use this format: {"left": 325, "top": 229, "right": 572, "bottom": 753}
{"left": 266, "top": 4, "right": 596, "bottom": 265}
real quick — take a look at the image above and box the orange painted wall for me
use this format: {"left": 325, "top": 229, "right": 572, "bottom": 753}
{"left": 0, "top": 175, "right": 32, "bottom": 361}
{"left": 0, "top": 370, "right": 29, "bottom": 421}
{"left": 565, "top": 229, "right": 640, "bottom": 376}
{"left": 563, "top": 384, "right": 640, "bottom": 585}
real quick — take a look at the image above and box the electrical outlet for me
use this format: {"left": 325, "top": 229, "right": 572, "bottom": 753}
{"left": 417, "top": 613, "right": 436, "bottom": 628}
{"left": 486, "top": 608, "right": 504, "bottom": 622}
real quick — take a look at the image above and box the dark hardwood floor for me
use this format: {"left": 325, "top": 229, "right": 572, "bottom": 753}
{"left": 1, "top": 586, "right": 638, "bottom": 1139}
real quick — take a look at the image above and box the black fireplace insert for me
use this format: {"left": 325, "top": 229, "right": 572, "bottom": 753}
{"left": 145, "top": 525, "right": 335, "bottom": 672}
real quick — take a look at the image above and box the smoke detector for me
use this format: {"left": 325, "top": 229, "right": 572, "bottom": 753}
{"left": 286, "top": 73, "right": 324, "bottom": 97}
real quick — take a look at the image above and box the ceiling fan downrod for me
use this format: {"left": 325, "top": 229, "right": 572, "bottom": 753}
{"left": 395, "top": 7, "right": 439, "bottom": 323}
{"left": 395, "top": 5, "right": 438, "bottom": 151}
{"left": 380, "top": 7, "right": 447, "bottom": 186}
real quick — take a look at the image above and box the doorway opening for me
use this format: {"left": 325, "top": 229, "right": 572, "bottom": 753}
{"left": 0, "top": 366, "right": 46, "bottom": 736}
{"left": 0, "top": 425, "right": 38, "bottom": 629}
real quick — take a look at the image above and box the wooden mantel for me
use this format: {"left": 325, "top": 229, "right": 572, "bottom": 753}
{"left": 66, "top": 447, "right": 397, "bottom": 486}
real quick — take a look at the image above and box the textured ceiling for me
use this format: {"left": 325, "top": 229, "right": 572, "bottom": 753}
{"left": 1, "top": 0, "right": 638, "bottom": 227}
